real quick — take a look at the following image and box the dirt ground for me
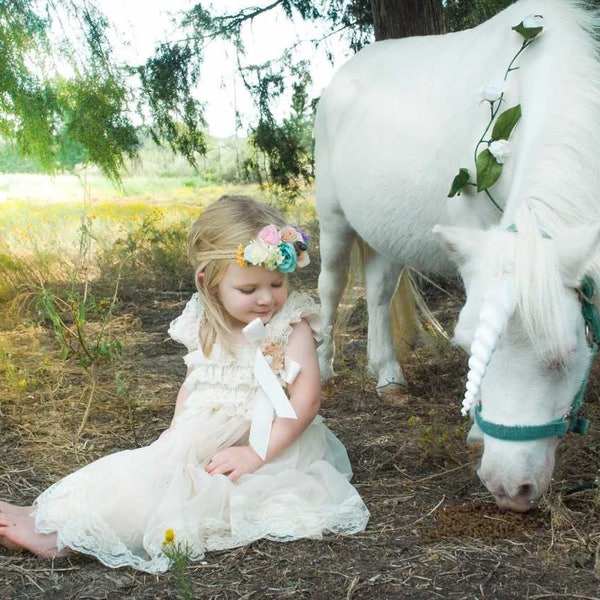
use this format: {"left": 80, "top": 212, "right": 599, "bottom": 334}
{"left": 0, "top": 257, "right": 599, "bottom": 599}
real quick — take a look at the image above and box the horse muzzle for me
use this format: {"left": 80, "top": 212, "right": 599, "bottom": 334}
{"left": 478, "top": 468, "right": 546, "bottom": 512}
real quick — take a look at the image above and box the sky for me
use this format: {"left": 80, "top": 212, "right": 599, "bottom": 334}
{"left": 97, "top": 0, "right": 351, "bottom": 137}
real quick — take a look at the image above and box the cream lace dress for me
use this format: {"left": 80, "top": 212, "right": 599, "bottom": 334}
{"left": 33, "top": 291, "right": 369, "bottom": 573}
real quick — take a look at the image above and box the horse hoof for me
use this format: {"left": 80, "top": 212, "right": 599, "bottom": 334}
{"left": 376, "top": 381, "right": 410, "bottom": 404}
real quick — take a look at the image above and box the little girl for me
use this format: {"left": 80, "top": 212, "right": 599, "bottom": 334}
{"left": 0, "top": 195, "right": 369, "bottom": 573}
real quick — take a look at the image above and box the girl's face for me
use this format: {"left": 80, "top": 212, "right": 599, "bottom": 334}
{"left": 216, "top": 263, "right": 288, "bottom": 329}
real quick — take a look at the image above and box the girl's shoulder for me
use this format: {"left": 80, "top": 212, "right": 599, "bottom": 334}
{"left": 168, "top": 293, "right": 203, "bottom": 352}
{"left": 266, "top": 291, "right": 321, "bottom": 346}
{"left": 168, "top": 291, "right": 321, "bottom": 352}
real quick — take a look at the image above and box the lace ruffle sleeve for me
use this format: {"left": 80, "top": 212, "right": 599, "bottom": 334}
{"left": 167, "top": 293, "right": 203, "bottom": 352}
{"left": 266, "top": 291, "right": 321, "bottom": 347}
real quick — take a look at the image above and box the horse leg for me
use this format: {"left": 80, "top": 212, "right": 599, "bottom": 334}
{"left": 317, "top": 214, "right": 356, "bottom": 382}
{"left": 364, "top": 252, "right": 407, "bottom": 394}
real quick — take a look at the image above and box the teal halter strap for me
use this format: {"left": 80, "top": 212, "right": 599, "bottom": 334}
{"left": 475, "top": 276, "right": 599, "bottom": 441}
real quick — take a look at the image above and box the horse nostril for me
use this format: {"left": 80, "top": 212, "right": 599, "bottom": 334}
{"left": 516, "top": 483, "right": 534, "bottom": 500}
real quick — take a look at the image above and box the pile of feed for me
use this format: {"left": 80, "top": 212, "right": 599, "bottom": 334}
{"left": 424, "top": 501, "right": 546, "bottom": 541}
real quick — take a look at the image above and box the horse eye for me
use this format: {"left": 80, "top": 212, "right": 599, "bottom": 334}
{"left": 542, "top": 347, "right": 576, "bottom": 373}
{"left": 544, "top": 357, "right": 567, "bottom": 373}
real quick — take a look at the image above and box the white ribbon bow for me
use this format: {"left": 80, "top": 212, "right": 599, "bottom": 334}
{"left": 243, "top": 318, "right": 300, "bottom": 460}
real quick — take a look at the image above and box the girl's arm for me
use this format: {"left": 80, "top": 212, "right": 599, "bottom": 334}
{"left": 206, "top": 319, "right": 321, "bottom": 480}
{"left": 260, "top": 319, "right": 321, "bottom": 459}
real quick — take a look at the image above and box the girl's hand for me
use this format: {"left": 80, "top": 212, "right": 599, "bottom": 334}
{"left": 206, "top": 446, "right": 264, "bottom": 482}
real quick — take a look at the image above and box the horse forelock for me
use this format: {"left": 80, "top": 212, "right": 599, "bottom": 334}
{"left": 508, "top": 204, "right": 586, "bottom": 365}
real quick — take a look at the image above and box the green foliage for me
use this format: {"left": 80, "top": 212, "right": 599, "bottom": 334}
{"left": 57, "top": 75, "right": 140, "bottom": 180}
{"left": 475, "top": 148, "right": 503, "bottom": 191}
{"left": 512, "top": 21, "right": 543, "bottom": 40}
{"left": 448, "top": 168, "right": 472, "bottom": 198}
{"left": 0, "top": 1, "right": 140, "bottom": 181}
{"left": 0, "top": 144, "right": 42, "bottom": 172}
{"left": 182, "top": 0, "right": 373, "bottom": 52}
{"left": 0, "top": 346, "right": 20, "bottom": 394}
{"left": 162, "top": 531, "right": 194, "bottom": 600}
{"left": 244, "top": 57, "right": 314, "bottom": 194}
{"left": 407, "top": 411, "right": 466, "bottom": 464}
{"left": 0, "top": 133, "right": 251, "bottom": 185}
{"left": 30, "top": 202, "right": 124, "bottom": 367}
{"left": 445, "top": 0, "right": 515, "bottom": 33}
{"left": 137, "top": 44, "right": 207, "bottom": 168}
{"left": 36, "top": 286, "right": 122, "bottom": 366}
{"left": 179, "top": 1, "right": 373, "bottom": 192}
{"left": 472, "top": 102, "right": 522, "bottom": 191}
{"left": 491, "top": 104, "right": 521, "bottom": 141}
{"left": 105, "top": 211, "right": 191, "bottom": 293}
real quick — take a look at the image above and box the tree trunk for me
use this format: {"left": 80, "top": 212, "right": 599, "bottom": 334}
{"left": 371, "top": 0, "right": 445, "bottom": 40}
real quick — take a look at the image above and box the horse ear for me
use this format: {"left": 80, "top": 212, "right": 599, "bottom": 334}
{"left": 556, "top": 223, "right": 600, "bottom": 287}
{"left": 433, "top": 224, "right": 485, "bottom": 266}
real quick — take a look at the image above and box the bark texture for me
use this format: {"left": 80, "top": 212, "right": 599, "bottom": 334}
{"left": 371, "top": 0, "right": 445, "bottom": 40}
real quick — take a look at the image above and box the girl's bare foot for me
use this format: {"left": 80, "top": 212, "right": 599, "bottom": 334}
{"left": 0, "top": 515, "right": 68, "bottom": 558}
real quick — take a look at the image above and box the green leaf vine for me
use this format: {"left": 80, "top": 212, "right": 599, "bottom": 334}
{"left": 448, "top": 14, "right": 545, "bottom": 212}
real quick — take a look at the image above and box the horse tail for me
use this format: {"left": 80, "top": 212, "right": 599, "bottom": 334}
{"left": 400, "top": 271, "right": 451, "bottom": 351}
{"left": 333, "top": 237, "right": 366, "bottom": 344}
{"left": 334, "top": 238, "right": 444, "bottom": 364}
{"left": 390, "top": 268, "right": 451, "bottom": 358}
{"left": 390, "top": 269, "right": 421, "bottom": 358}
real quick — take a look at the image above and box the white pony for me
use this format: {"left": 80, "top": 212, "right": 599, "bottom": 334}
{"left": 315, "top": 0, "right": 600, "bottom": 511}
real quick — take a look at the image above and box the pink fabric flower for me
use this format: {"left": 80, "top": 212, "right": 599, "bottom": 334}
{"left": 259, "top": 225, "right": 281, "bottom": 246}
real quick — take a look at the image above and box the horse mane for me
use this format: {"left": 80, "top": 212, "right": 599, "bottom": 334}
{"left": 500, "top": 0, "right": 600, "bottom": 361}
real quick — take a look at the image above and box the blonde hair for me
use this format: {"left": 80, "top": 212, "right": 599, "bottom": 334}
{"left": 187, "top": 195, "right": 288, "bottom": 355}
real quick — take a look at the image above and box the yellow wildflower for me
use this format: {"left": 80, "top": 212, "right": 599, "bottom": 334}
{"left": 17, "top": 379, "right": 27, "bottom": 389}
{"left": 163, "top": 528, "right": 175, "bottom": 546}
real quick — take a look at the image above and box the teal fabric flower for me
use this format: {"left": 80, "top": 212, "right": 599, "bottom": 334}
{"left": 277, "top": 243, "right": 297, "bottom": 273}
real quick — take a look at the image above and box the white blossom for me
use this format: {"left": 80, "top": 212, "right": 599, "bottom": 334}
{"left": 523, "top": 14, "right": 544, "bottom": 31}
{"left": 489, "top": 140, "right": 512, "bottom": 164}
{"left": 478, "top": 80, "right": 506, "bottom": 103}
{"left": 243, "top": 239, "right": 271, "bottom": 265}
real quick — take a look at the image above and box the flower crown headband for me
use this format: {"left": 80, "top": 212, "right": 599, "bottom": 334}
{"left": 236, "top": 224, "right": 310, "bottom": 274}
